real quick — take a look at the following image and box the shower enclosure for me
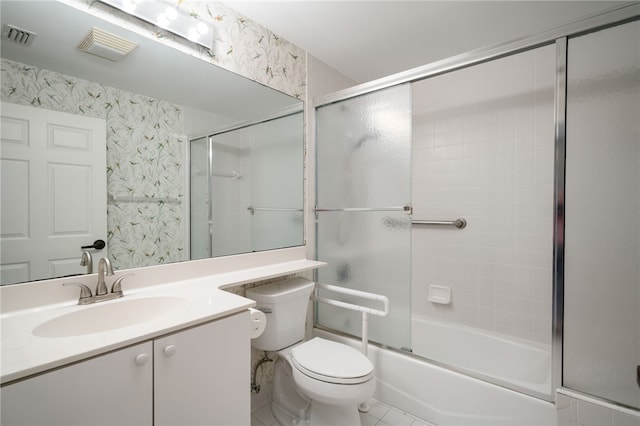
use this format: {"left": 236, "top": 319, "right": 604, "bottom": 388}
{"left": 190, "top": 112, "right": 303, "bottom": 259}
{"left": 315, "top": 6, "right": 639, "bottom": 408}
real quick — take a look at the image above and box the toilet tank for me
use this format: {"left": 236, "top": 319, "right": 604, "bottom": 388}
{"left": 246, "top": 277, "right": 315, "bottom": 351}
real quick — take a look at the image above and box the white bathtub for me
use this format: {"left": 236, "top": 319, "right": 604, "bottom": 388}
{"left": 411, "top": 317, "right": 552, "bottom": 397}
{"left": 314, "top": 328, "right": 557, "bottom": 426}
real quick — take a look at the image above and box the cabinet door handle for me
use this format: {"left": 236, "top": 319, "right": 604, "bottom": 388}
{"left": 163, "top": 345, "right": 177, "bottom": 357}
{"left": 135, "top": 354, "right": 149, "bottom": 366}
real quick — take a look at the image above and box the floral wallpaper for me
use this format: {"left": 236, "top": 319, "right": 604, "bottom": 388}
{"left": 1, "top": 58, "right": 185, "bottom": 269}
{"left": 64, "top": 0, "right": 307, "bottom": 99}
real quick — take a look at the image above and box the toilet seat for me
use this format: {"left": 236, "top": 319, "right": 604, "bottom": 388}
{"left": 290, "top": 337, "right": 374, "bottom": 384}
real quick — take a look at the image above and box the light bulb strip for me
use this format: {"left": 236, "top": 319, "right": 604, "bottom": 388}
{"left": 98, "top": 0, "right": 213, "bottom": 49}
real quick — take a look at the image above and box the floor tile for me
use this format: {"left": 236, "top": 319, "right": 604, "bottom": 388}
{"left": 380, "top": 407, "right": 415, "bottom": 426}
{"left": 253, "top": 403, "right": 277, "bottom": 426}
{"left": 366, "top": 399, "right": 391, "bottom": 419}
{"left": 411, "top": 419, "right": 437, "bottom": 426}
{"left": 251, "top": 416, "right": 265, "bottom": 426}
{"left": 253, "top": 397, "right": 435, "bottom": 426}
{"left": 359, "top": 412, "right": 379, "bottom": 426}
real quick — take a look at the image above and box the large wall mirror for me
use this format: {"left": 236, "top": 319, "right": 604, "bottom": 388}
{"left": 0, "top": 0, "right": 304, "bottom": 285}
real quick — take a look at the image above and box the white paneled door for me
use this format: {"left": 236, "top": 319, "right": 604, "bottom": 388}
{"left": 0, "top": 102, "right": 107, "bottom": 285}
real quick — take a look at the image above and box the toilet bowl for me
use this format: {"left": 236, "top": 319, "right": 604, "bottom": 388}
{"left": 290, "top": 337, "right": 375, "bottom": 406}
{"left": 246, "top": 278, "right": 375, "bottom": 426}
{"left": 272, "top": 338, "right": 375, "bottom": 426}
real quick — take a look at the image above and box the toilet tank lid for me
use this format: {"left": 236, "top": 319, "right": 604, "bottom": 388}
{"left": 246, "top": 277, "right": 315, "bottom": 303}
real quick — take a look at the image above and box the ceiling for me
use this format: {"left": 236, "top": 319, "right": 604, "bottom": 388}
{"left": 226, "top": 1, "right": 632, "bottom": 83}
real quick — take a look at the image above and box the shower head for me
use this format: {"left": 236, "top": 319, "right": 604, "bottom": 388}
{"left": 353, "top": 131, "right": 380, "bottom": 150}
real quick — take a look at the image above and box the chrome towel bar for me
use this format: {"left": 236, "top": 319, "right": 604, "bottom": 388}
{"left": 108, "top": 193, "right": 180, "bottom": 204}
{"left": 314, "top": 205, "right": 412, "bottom": 214}
{"left": 412, "top": 218, "right": 467, "bottom": 229}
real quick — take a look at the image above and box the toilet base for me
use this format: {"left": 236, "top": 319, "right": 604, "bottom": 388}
{"left": 270, "top": 341, "right": 371, "bottom": 426}
{"left": 309, "top": 401, "right": 361, "bottom": 426}
{"left": 272, "top": 356, "right": 310, "bottom": 425}
{"left": 272, "top": 401, "right": 309, "bottom": 426}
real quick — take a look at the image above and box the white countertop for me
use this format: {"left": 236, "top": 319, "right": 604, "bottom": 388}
{"left": 0, "top": 250, "right": 325, "bottom": 384}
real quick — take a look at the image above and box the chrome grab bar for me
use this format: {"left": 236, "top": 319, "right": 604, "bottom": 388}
{"left": 412, "top": 218, "right": 467, "bottom": 229}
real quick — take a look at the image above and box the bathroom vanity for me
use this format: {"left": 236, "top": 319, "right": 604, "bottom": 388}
{"left": 0, "top": 247, "right": 325, "bottom": 425}
{"left": 2, "top": 313, "right": 248, "bottom": 425}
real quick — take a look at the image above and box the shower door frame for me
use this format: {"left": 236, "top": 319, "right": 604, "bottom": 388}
{"left": 313, "top": 2, "right": 640, "bottom": 403}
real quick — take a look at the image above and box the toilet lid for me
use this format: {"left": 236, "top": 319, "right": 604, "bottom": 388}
{"left": 291, "top": 338, "right": 374, "bottom": 384}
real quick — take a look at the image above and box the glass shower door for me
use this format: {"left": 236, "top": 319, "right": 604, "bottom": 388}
{"left": 315, "top": 84, "right": 412, "bottom": 350}
{"left": 189, "top": 112, "right": 304, "bottom": 260}
{"left": 563, "top": 20, "right": 640, "bottom": 409}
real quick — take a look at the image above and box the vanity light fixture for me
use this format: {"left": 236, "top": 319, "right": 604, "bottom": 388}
{"left": 78, "top": 27, "right": 137, "bottom": 61}
{"left": 98, "top": 0, "right": 214, "bottom": 50}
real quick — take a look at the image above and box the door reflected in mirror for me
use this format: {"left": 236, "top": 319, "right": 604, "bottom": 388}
{"left": 0, "top": 0, "right": 304, "bottom": 285}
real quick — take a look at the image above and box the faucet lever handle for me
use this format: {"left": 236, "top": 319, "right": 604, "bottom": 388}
{"left": 111, "top": 273, "right": 133, "bottom": 295}
{"left": 63, "top": 282, "right": 93, "bottom": 301}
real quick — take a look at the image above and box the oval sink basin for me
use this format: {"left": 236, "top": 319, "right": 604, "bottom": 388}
{"left": 33, "top": 297, "right": 190, "bottom": 338}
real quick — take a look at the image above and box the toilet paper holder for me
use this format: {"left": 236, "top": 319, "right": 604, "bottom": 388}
{"left": 248, "top": 307, "right": 267, "bottom": 339}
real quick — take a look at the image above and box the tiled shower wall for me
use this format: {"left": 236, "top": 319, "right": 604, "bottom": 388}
{"left": 411, "top": 44, "right": 556, "bottom": 344}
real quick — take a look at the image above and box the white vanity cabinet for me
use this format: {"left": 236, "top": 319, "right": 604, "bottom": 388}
{"left": 1, "top": 341, "right": 153, "bottom": 425}
{"left": 154, "top": 311, "right": 250, "bottom": 426}
{"left": 1, "top": 311, "right": 250, "bottom": 426}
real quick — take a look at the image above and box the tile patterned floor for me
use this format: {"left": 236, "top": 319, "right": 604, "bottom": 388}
{"left": 251, "top": 399, "right": 436, "bottom": 426}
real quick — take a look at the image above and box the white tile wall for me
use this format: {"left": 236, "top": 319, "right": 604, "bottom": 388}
{"left": 556, "top": 390, "right": 640, "bottom": 426}
{"left": 411, "top": 44, "right": 556, "bottom": 344}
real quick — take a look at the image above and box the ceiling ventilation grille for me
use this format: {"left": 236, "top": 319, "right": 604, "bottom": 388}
{"left": 77, "top": 27, "right": 137, "bottom": 62}
{"left": 2, "top": 24, "right": 36, "bottom": 47}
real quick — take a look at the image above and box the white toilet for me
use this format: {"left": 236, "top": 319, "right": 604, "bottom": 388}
{"left": 247, "top": 277, "right": 375, "bottom": 426}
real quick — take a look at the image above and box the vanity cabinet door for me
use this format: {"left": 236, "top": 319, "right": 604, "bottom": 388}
{"left": 0, "top": 341, "right": 153, "bottom": 426}
{"left": 153, "top": 311, "right": 250, "bottom": 426}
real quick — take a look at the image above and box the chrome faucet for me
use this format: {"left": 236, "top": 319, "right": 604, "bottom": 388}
{"left": 96, "top": 257, "right": 114, "bottom": 296}
{"left": 80, "top": 251, "right": 93, "bottom": 274}
{"left": 64, "top": 257, "right": 132, "bottom": 305}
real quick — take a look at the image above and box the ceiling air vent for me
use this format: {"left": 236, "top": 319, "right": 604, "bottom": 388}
{"left": 77, "top": 27, "right": 137, "bottom": 62}
{"left": 2, "top": 24, "right": 36, "bottom": 47}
